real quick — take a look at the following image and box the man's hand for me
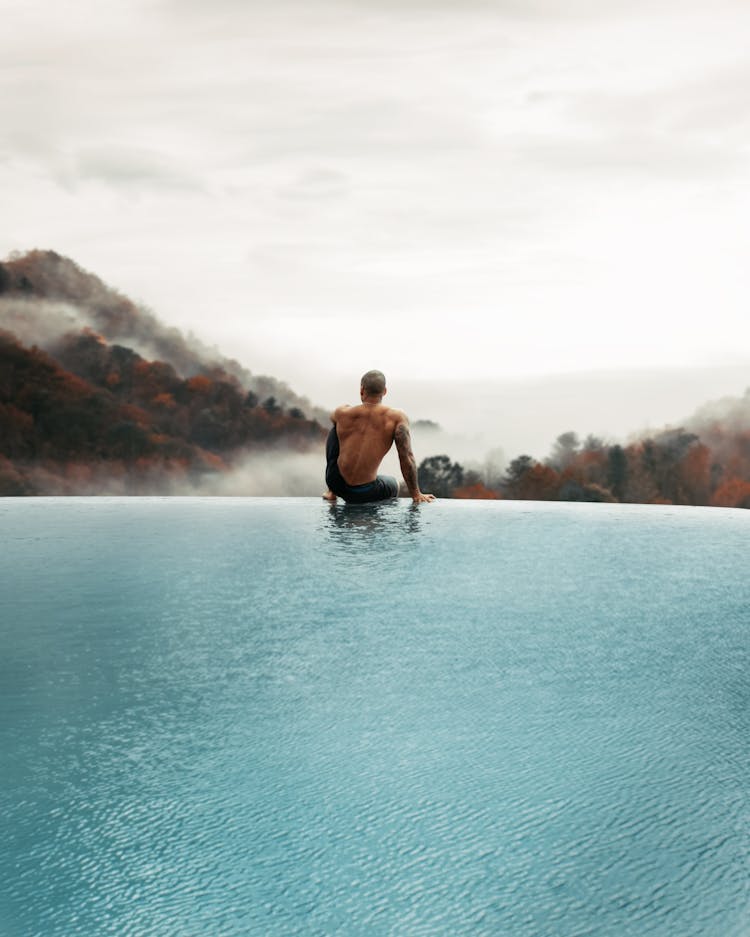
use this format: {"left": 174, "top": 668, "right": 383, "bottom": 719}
{"left": 413, "top": 492, "right": 435, "bottom": 503}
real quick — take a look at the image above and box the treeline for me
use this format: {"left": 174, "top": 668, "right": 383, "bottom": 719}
{"left": 418, "top": 417, "right": 750, "bottom": 509}
{"left": 0, "top": 330, "right": 323, "bottom": 495}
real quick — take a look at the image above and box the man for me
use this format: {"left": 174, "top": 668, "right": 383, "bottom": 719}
{"left": 324, "top": 370, "right": 435, "bottom": 504}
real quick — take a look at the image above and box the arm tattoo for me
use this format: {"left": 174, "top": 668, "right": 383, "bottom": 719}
{"left": 395, "top": 423, "right": 419, "bottom": 495}
{"left": 394, "top": 423, "right": 410, "bottom": 448}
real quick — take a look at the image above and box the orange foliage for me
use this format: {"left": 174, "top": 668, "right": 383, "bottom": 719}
{"left": 679, "top": 442, "right": 711, "bottom": 505}
{"left": 64, "top": 463, "right": 94, "bottom": 485}
{"left": 521, "top": 463, "right": 560, "bottom": 500}
{"left": 453, "top": 482, "right": 500, "bottom": 500}
{"left": 118, "top": 404, "right": 152, "bottom": 426}
{"left": 711, "top": 478, "right": 750, "bottom": 508}
{"left": 197, "top": 451, "right": 228, "bottom": 471}
{"left": 152, "top": 392, "right": 176, "bottom": 409}
{"left": 186, "top": 375, "right": 213, "bottom": 395}
{"left": 579, "top": 450, "right": 606, "bottom": 467}
{"left": 53, "top": 370, "right": 92, "bottom": 398}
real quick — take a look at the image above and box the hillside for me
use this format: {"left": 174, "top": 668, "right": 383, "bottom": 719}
{"left": 0, "top": 252, "right": 325, "bottom": 495}
{"left": 0, "top": 250, "right": 328, "bottom": 422}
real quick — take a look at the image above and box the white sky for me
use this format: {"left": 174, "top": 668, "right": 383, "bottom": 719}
{"left": 2, "top": 0, "right": 750, "bottom": 448}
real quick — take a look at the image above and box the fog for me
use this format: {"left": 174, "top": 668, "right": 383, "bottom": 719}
{"left": 346, "top": 366, "right": 750, "bottom": 468}
{"left": 201, "top": 450, "right": 325, "bottom": 497}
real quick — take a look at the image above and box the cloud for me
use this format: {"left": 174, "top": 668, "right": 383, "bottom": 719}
{"left": 3, "top": 0, "right": 750, "bottom": 406}
{"left": 200, "top": 450, "right": 325, "bottom": 497}
{"left": 275, "top": 167, "right": 350, "bottom": 202}
{"left": 513, "top": 62, "right": 750, "bottom": 182}
{"left": 50, "top": 146, "right": 205, "bottom": 194}
{"left": 512, "top": 129, "right": 745, "bottom": 181}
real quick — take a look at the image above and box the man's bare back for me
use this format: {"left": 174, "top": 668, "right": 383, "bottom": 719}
{"left": 324, "top": 370, "right": 435, "bottom": 504}
{"left": 333, "top": 402, "right": 402, "bottom": 485}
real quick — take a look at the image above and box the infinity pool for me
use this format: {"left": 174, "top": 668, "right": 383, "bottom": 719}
{"left": 2, "top": 497, "right": 749, "bottom": 935}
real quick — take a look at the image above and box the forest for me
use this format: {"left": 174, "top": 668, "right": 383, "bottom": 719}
{"left": 417, "top": 412, "right": 750, "bottom": 508}
{"left": 0, "top": 251, "right": 327, "bottom": 494}
{"left": 0, "top": 330, "right": 323, "bottom": 495}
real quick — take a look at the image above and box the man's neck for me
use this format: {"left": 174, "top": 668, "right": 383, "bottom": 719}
{"left": 361, "top": 395, "right": 383, "bottom": 406}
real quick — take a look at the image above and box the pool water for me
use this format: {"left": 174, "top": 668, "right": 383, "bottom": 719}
{"left": 1, "top": 497, "right": 749, "bottom": 936}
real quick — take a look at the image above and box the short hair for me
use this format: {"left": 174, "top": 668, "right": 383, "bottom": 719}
{"left": 360, "top": 369, "right": 386, "bottom": 396}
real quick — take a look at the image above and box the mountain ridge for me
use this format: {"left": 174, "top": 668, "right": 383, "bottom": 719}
{"left": 0, "top": 249, "right": 329, "bottom": 424}
{"left": 0, "top": 251, "right": 326, "bottom": 495}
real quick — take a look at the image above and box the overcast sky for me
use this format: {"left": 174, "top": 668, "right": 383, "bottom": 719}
{"left": 3, "top": 0, "right": 750, "bottom": 450}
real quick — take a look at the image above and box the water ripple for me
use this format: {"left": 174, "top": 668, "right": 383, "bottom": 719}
{"left": 2, "top": 499, "right": 749, "bottom": 935}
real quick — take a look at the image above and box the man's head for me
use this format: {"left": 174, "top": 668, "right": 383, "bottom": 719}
{"left": 360, "top": 369, "right": 386, "bottom": 400}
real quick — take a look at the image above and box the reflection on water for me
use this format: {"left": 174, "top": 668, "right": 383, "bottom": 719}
{"left": 2, "top": 497, "right": 749, "bottom": 937}
{"left": 322, "top": 499, "right": 423, "bottom": 544}
{"left": 319, "top": 501, "right": 425, "bottom": 582}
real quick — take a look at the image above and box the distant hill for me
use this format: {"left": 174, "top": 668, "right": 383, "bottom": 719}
{"left": 0, "top": 251, "right": 325, "bottom": 495}
{"left": 0, "top": 250, "right": 329, "bottom": 422}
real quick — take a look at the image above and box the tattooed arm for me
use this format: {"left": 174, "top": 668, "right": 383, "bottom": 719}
{"left": 394, "top": 418, "right": 435, "bottom": 503}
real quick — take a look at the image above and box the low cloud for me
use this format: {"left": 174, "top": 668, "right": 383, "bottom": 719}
{"left": 200, "top": 449, "right": 325, "bottom": 496}
{"left": 67, "top": 145, "right": 205, "bottom": 193}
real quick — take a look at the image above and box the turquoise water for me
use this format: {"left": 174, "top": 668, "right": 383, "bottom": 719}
{"left": 1, "top": 497, "right": 749, "bottom": 936}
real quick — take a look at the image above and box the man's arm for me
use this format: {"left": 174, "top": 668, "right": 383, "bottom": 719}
{"left": 394, "top": 418, "right": 435, "bottom": 503}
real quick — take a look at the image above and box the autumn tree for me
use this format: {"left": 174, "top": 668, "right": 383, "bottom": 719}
{"left": 502, "top": 455, "right": 534, "bottom": 498}
{"left": 641, "top": 430, "right": 704, "bottom": 504}
{"left": 711, "top": 478, "right": 750, "bottom": 508}
{"left": 418, "top": 454, "right": 465, "bottom": 498}
{"left": 606, "top": 445, "right": 628, "bottom": 501}
{"left": 623, "top": 444, "right": 662, "bottom": 504}
{"left": 452, "top": 481, "right": 500, "bottom": 499}
{"left": 548, "top": 431, "right": 580, "bottom": 470}
{"left": 557, "top": 479, "right": 616, "bottom": 502}
{"left": 679, "top": 442, "right": 711, "bottom": 505}
{"left": 503, "top": 455, "right": 560, "bottom": 500}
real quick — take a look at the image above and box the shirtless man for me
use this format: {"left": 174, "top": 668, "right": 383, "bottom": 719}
{"left": 323, "top": 370, "right": 435, "bottom": 504}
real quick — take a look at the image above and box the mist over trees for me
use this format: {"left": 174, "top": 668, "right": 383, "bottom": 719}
{"left": 0, "top": 329, "right": 324, "bottom": 495}
{"left": 0, "top": 250, "right": 328, "bottom": 422}
{"left": 0, "top": 252, "right": 326, "bottom": 495}
{"left": 418, "top": 410, "right": 750, "bottom": 508}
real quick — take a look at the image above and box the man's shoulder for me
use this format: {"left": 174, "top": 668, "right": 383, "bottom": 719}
{"left": 332, "top": 404, "right": 352, "bottom": 420}
{"left": 385, "top": 408, "right": 409, "bottom": 439}
{"left": 387, "top": 406, "right": 408, "bottom": 425}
